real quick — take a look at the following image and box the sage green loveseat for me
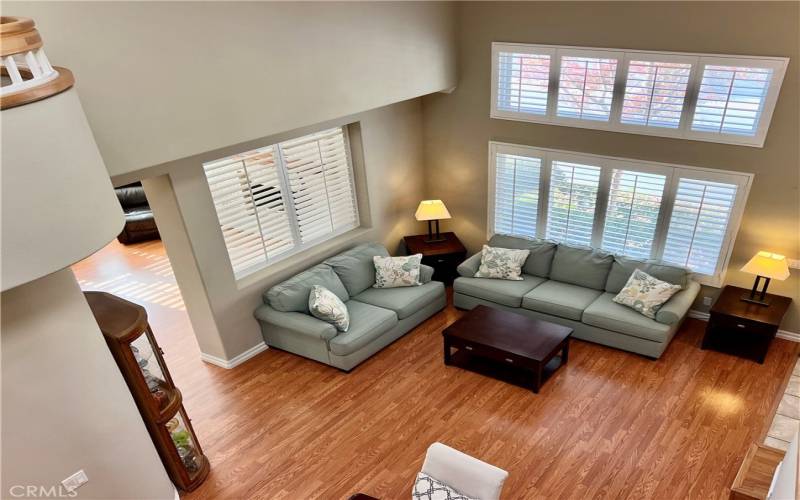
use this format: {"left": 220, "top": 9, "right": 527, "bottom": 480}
{"left": 454, "top": 234, "right": 701, "bottom": 359}
{"left": 254, "top": 243, "right": 446, "bottom": 371}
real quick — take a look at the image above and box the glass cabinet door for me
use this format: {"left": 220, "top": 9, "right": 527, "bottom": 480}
{"left": 166, "top": 409, "right": 203, "bottom": 477}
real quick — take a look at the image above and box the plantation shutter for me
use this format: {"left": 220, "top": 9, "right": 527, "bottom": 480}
{"left": 620, "top": 60, "right": 693, "bottom": 129}
{"left": 280, "top": 127, "right": 358, "bottom": 244}
{"left": 556, "top": 52, "right": 620, "bottom": 121}
{"left": 496, "top": 49, "right": 553, "bottom": 116}
{"left": 601, "top": 169, "right": 668, "bottom": 259}
{"left": 691, "top": 64, "right": 773, "bottom": 136}
{"left": 545, "top": 160, "right": 602, "bottom": 246}
{"left": 662, "top": 178, "right": 738, "bottom": 275}
{"left": 203, "top": 146, "right": 295, "bottom": 279}
{"left": 493, "top": 152, "right": 542, "bottom": 238}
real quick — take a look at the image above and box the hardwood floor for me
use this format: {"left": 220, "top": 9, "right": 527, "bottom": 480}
{"left": 73, "top": 240, "right": 799, "bottom": 499}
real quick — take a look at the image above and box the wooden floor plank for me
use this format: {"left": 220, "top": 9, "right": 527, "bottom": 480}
{"left": 72, "top": 240, "right": 798, "bottom": 499}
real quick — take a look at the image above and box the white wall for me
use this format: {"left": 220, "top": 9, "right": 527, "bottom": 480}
{"left": 144, "top": 99, "right": 429, "bottom": 362}
{"left": 1, "top": 269, "right": 175, "bottom": 499}
{"left": 8, "top": 1, "right": 457, "bottom": 179}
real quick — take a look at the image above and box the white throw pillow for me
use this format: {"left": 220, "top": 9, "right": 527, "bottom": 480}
{"left": 613, "top": 269, "right": 681, "bottom": 319}
{"left": 474, "top": 245, "right": 530, "bottom": 281}
{"left": 308, "top": 285, "right": 349, "bottom": 332}
{"left": 412, "top": 472, "right": 477, "bottom": 500}
{"left": 373, "top": 254, "right": 423, "bottom": 288}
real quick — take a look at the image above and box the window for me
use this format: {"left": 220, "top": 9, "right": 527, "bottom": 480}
{"left": 545, "top": 160, "right": 601, "bottom": 246}
{"left": 601, "top": 169, "right": 667, "bottom": 259}
{"left": 494, "top": 47, "right": 553, "bottom": 116}
{"left": 204, "top": 126, "right": 359, "bottom": 280}
{"left": 492, "top": 150, "right": 543, "bottom": 238}
{"left": 662, "top": 176, "right": 739, "bottom": 275}
{"left": 488, "top": 142, "right": 752, "bottom": 286}
{"left": 491, "top": 42, "right": 788, "bottom": 147}
{"left": 556, "top": 53, "right": 620, "bottom": 122}
{"left": 620, "top": 58, "right": 693, "bottom": 129}
{"left": 690, "top": 62, "right": 776, "bottom": 137}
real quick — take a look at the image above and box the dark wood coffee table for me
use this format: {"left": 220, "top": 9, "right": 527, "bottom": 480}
{"left": 443, "top": 305, "right": 572, "bottom": 393}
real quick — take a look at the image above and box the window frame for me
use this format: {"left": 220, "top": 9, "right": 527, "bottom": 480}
{"left": 204, "top": 125, "right": 361, "bottom": 282}
{"left": 490, "top": 42, "right": 789, "bottom": 147}
{"left": 488, "top": 141, "right": 753, "bottom": 287}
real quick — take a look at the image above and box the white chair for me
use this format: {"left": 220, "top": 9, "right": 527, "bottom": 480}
{"left": 413, "top": 442, "right": 509, "bottom": 500}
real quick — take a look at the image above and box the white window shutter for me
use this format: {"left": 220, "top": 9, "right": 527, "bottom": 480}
{"left": 203, "top": 146, "right": 294, "bottom": 279}
{"left": 280, "top": 128, "right": 358, "bottom": 244}
{"left": 691, "top": 64, "right": 773, "bottom": 136}
{"left": 556, "top": 53, "right": 620, "bottom": 122}
{"left": 496, "top": 50, "right": 552, "bottom": 116}
{"left": 493, "top": 152, "right": 542, "bottom": 238}
{"left": 621, "top": 60, "right": 693, "bottom": 129}
{"left": 601, "top": 169, "right": 668, "bottom": 259}
{"left": 662, "top": 178, "right": 738, "bottom": 275}
{"left": 545, "top": 160, "right": 602, "bottom": 246}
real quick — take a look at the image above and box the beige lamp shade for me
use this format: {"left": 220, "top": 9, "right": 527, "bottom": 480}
{"left": 740, "top": 251, "right": 790, "bottom": 280}
{"left": 415, "top": 200, "right": 451, "bottom": 221}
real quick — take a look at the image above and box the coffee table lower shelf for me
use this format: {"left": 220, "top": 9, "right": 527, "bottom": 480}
{"left": 444, "top": 335, "right": 569, "bottom": 393}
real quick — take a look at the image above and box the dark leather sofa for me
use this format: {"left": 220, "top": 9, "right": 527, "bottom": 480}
{"left": 115, "top": 182, "right": 160, "bottom": 244}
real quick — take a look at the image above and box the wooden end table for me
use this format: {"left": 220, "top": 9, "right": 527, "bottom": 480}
{"left": 702, "top": 285, "right": 792, "bottom": 363}
{"left": 404, "top": 232, "right": 466, "bottom": 285}
{"left": 442, "top": 305, "right": 572, "bottom": 393}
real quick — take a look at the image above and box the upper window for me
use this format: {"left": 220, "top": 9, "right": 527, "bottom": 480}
{"left": 488, "top": 142, "right": 752, "bottom": 286}
{"left": 491, "top": 43, "right": 788, "bottom": 147}
{"left": 204, "top": 126, "right": 359, "bottom": 280}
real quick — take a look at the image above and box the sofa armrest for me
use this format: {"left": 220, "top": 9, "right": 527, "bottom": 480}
{"left": 656, "top": 280, "right": 701, "bottom": 325}
{"left": 420, "top": 264, "right": 435, "bottom": 283}
{"left": 457, "top": 252, "right": 482, "bottom": 278}
{"left": 254, "top": 304, "right": 337, "bottom": 341}
{"left": 420, "top": 442, "right": 508, "bottom": 500}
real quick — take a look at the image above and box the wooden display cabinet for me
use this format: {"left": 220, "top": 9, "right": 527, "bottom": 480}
{"left": 85, "top": 291, "right": 209, "bottom": 492}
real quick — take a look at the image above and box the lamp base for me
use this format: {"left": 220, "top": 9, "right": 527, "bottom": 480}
{"left": 740, "top": 294, "right": 772, "bottom": 306}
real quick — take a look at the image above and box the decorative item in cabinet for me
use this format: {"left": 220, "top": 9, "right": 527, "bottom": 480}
{"left": 85, "top": 291, "right": 209, "bottom": 492}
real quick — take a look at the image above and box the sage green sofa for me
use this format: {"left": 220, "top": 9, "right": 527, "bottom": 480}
{"left": 254, "top": 243, "right": 446, "bottom": 371}
{"left": 454, "top": 234, "right": 701, "bottom": 359}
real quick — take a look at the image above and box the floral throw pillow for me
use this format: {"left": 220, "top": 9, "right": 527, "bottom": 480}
{"left": 308, "top": 285, "right": 349, "bottom": 332}
{"left": 474, "top": 245, "right": 530, "bottom": 280}
{"left": 373, "top": 254, "right": 423, "bottom": 288}
{"left": 613, "top": 269, "right": 682, "bottom": 319}
{"left": 412, "top": 472, "right": 477, "bottom": 500}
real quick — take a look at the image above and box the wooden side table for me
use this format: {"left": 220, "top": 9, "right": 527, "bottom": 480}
{"left": 404, "top": 232, "right": 466, "bottom": 285}
{"left": 702, "top": 285, "right": 792, "bottom": 363}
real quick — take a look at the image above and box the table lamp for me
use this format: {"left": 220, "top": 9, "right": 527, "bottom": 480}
{"left": 740, "top": 251, "right": 790, "bottom": 306}
{"left": 415, "top": 200, "right": 451, "bottom": 243}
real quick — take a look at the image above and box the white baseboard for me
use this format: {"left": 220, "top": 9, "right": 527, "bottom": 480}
{"left": 688, "top": 309, "right": 799, "bottom": 343}
{"left": 201, "top": 341, "right": 269, "bottom": 369}
{"left": 174, "top": 487, "right": 181, "bottom": 500}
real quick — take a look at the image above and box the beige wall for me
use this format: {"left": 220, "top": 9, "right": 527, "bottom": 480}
{"left": 1, "top": 269, "right": 175, "bottom": 499}
{"left": 144, "top": 99, "right": 428, "bottom": 361}
{"left": 422, "top": 1, "right": 800, "bottom": 332}
{"left": 9, "top": 1, "right": 457, "bottom": 179}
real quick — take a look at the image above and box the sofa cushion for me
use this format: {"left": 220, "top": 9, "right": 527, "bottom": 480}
{"left": 605, "top": 256, "right": 689, "bottom": 294}
{"left": 328, "top": 301, "right": 398, "bottom": 356}
{"left": 488, "top": 234, "right": 557, "bottom": 277}
{"left": 325, "top": 243, "right": 390, "bottom": 296}
{"left": 353, "top": 281, "right": 445, "bottom": 320}
{"left": 453, "top": 275, "right": 545, "bottom": 308}
{"left": 522, "top": 280, "right": 603, "bottom": 321}
{"left": 549, "top": 244, "right": 614, "bottom": 290}
{"left": 583, "top": 292, "right": 672, "bottom": 343}
{"left": 266, "top": 264, "right": 349, "bottom": 313}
